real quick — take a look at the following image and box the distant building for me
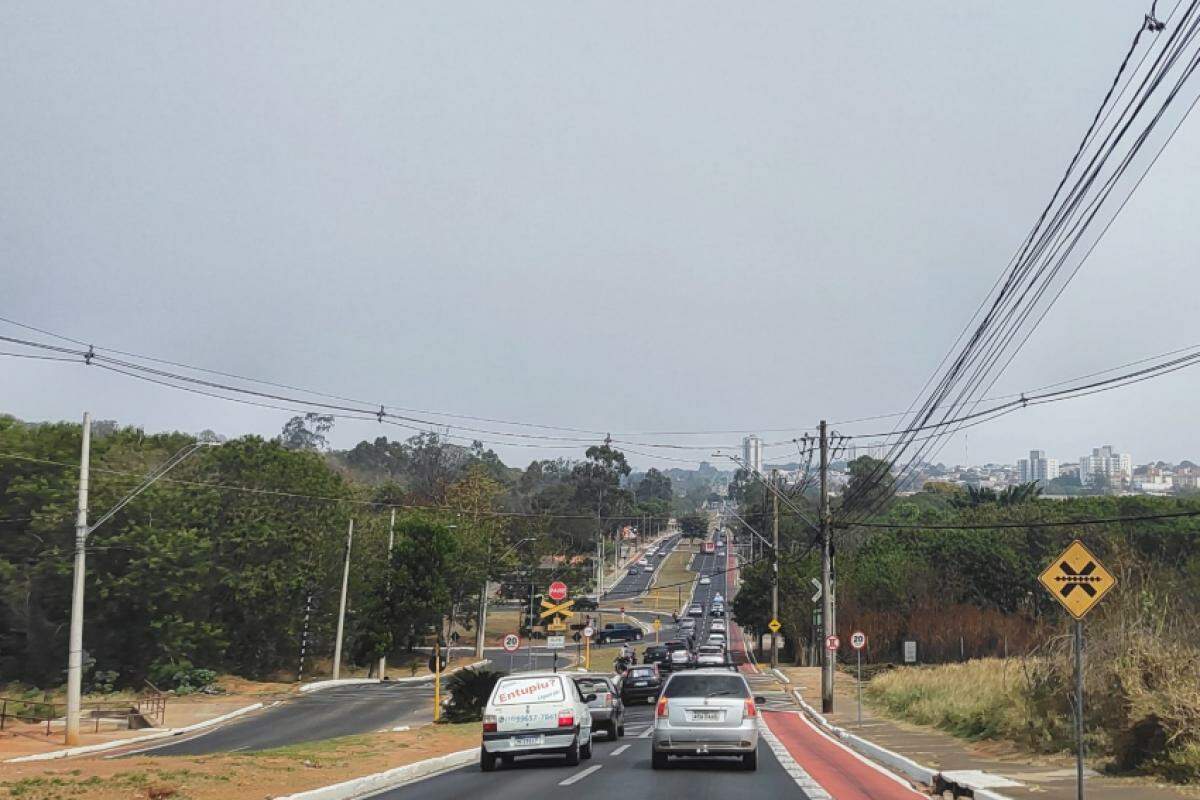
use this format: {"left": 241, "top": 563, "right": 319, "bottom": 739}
{"left": 1080, "top": 445, "right": 1132, "bottom": 486}
{"left": 742, "top": 435, "right": 763, "bottom": 474}
{"left": 1016, "top": 449, "right": 1059, "bottom": 484}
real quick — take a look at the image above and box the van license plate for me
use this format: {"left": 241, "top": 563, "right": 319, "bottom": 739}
{"left": 513, "top": 735, "right": 543, "bottom": 747}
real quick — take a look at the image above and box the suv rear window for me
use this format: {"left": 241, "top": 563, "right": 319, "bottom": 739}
{"left": 663, "top": 674, "right": 749, "bottom": 699}
{"left": 493, "top": 676, "right": 565, "bottom": 705}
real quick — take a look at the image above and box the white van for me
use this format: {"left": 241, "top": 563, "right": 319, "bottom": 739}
{"left": 481, "top": 672, "right": 594, "bottom": 770}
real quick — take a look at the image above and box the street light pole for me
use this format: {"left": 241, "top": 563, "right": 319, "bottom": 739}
{"left": 771, "top": 468, "right": 780, "bottom": 669}
{"left": 64, "top": 422, "right": 213, "bottom": 743}
{"left": 379, "top": 508, "right": 396, "bottom": 679}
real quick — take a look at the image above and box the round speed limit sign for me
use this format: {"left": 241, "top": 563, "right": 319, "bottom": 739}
{"left": 582, "top": 626, "right": 594, "bottom": 638}
{"left": 850, "top": 631, "right": 867, "bottom": 650}
{"left": 501, "top": 633, "right": 520, "bottom": 653}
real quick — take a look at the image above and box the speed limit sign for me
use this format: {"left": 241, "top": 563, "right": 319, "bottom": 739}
{"left": 825, "top": 635, "right": 841, "bottom": 652}
{"left": 851, "top": 631, "right": 867, "bottom": 650}
{"left": 501, "top": 633, "right": 520, "bottom": 653}
{"left": 582, "top": 626, "right": 594, "bottom": 638}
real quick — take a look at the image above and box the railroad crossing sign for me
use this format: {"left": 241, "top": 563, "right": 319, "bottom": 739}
{"left": 501, "top": 633, "right": 520, "bottom": 653}
{"left": 539, "top": 598, "right": 575, "bottom": 619}
{"left": 825, "top": 635, "right": 840, "bottom": 651}
{"left": 548, "top": 581, "right": 568, "bottom": 602}
{"left": 850, "top": 631, "right": 867, "bottom": 650}
{"left": 1038, "top": 539, "right": 1117, "bottom": 619}
{"left": 767, "top": 618, "right": 781, "bottom": 633}
{"left": 546, "top": 619, "right": 568, "bottom": 631}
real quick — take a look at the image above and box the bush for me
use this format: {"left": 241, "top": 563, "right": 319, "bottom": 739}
{"left": 148, "top": 661, "right": 218, "bottom": 695}
{"left": 443, "top": 667, "right": 506, "bottom": 722}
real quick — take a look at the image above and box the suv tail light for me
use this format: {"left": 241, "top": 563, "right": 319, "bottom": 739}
{"left": 744, "top": 698, "right": 757, "bottom": 718}
{"left": 604, "top": 692, "right": 613, "bottom": 708}
{"left": 656, "top": 696, "right": 669, "bottom": 718}
{"left": 483, "top": 714, "right": 497, "bottom": 732}
{"left": 557, "top": 710, "right": 574, "bottom": 728}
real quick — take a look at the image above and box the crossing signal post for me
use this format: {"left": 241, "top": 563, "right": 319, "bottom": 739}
{"left": 1039, "top": 540, "right": 1117, "bottom": 800}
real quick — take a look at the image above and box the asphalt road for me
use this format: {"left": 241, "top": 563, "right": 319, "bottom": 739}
{"left": 601, "top": 533, "right": 682, "bottom": 603}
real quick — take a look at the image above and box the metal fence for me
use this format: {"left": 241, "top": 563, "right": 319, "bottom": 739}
{"left": 0, "top": 684, "right": 167, "bottom": 736}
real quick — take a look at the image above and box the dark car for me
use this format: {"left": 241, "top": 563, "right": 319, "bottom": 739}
{"left": 596, "top": 622, "right": 644, "bottom": 644}
{"left": 574, "top": 596, "right": 599, "bottom": 611}
{"left": 619, "top": 664, "right": 663, "bottom": 704}
{"left": 661, "top": 639, "right": 692, "bottom": 672}
{"left": 642, "top": 644, "right": 669, "bottom": 667}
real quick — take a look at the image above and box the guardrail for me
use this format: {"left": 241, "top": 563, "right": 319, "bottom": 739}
{"left": 0, "top": 684, "right": 167, "bottom": 735}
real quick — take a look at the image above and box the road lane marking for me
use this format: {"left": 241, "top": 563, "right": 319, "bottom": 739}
{"left": 610, "top": 744, "right": 631, "bottom": 756}
{"left": 639, "top": 726, "right": 654, "bottom": 738}
{"left": 559, "top": 764, "right": 602, "bottom": 785}
{"left": 759, "top": 717, "right": 831, "bottom": 799}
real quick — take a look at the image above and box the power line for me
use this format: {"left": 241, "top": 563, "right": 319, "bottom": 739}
{"left": 840, "top": 508, "right": 1200, "bottom": 530}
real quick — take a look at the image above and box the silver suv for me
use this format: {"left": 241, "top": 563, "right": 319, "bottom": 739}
{"left": 651, "top": 669, "right": 763, "bottom": 770}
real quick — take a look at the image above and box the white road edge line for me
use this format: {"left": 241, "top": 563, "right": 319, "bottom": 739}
{"left": 758, "top": 717, "right": 832, "bottom": 800}
{"left": 638, "top": 726, "right": 654, "bottom": 738}
{"left": 610, "top": 744, "right": 631, "bottom": 756}
{"left": 558, "top": 764, "right": 603, "bottom": 786}
{"left": 792, "top": 711, "right": 927, "bottom": 796}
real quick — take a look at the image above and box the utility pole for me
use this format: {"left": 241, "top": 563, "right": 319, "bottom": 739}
{"left": 64, "top": 412, "right": 91, "bottom": 745}
{"left": 379, "top": 509, "right": 396, "bottom": 678}
{"left": 820, "top": 420, "right": 835, "bottom": 713}
{"left": 771, "top": 468, "right": 780, "bottom": 669}
{"left": 332, "top": 519, "right": 354, "bottom": 680}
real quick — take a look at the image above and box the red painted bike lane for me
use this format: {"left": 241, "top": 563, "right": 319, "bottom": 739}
{"left": 727, "top": 549, "right": 926, "bottom": 799}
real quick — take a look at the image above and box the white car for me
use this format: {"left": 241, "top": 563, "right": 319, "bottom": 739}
{"left": 481, "top": 673, "right": 594, "bottom": 770}
{"left": 710, "top": 619, "right": 726, "bottom": 632}
{"left": 638, "top": 558, "right": 649, "bottom": 566}
{"left": 699, "top": 576, "right": 711, "bottom": 586}
{"left": 695, "top": 645, "right": 727, "bottom": 667}
{"left": 706, "top": 632, "right": 726, "bottom": 646}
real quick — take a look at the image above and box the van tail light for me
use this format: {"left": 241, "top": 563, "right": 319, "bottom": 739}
{"left": 557, "top": 710, "right": 574, "bottom": 728}
{"left": 604, "top": 692, "right": 613, "bottom": 708}
{"left": 483, "top": 714, "right": 497, "bottom": 732}
{"left": 656, "top": 697, "right": 669, "bottom": 718}
{"left": 744, "top": 698, "right": 757, "bottom": 718}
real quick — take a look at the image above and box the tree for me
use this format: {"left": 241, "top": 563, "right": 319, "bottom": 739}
{"left": 678, "top": 513, "right": 709, "bottom": 539}
{"left": 279, "top": 413, "right": 334, "bottom": 451}
{"left": 841, "top": 456, "right": 894, "bottom": 514}
{"left": 635, "top": 468, "right": 673, "bottom": 504}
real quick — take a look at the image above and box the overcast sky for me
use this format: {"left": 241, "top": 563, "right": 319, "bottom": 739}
{"left": 3, "top": 2, "right": 1198, "bottom": 471}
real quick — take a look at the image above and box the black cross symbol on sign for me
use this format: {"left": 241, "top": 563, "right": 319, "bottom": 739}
{"left": 1055, "top": 560, "right": 1100, "bottom": 597}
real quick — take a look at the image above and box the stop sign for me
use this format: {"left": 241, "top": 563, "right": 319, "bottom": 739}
{"left": 548, "top": 581, "right": 568, "bottom": 602}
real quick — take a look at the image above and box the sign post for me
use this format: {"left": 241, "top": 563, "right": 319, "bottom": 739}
{"left": 502, "top": 633, "right": 520, "bottom": 672}
{"left": 583, "top": 626, "right": 594, "bottom": 670}
{"left": 652, "top": 617, "right": 661, "bottom": 643}
{"left": 1038, "top": 539, "right": 1117, "bottom": 800}
{"left": 850, "top": 631, "right": 867, "bottom": 725}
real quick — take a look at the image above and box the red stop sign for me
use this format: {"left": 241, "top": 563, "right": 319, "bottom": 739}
{"left": 548, "top": 581, "right": 568, "bottom": 602}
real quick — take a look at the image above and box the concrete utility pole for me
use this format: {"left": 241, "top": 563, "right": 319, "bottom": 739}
{"left": 379, "top": 509, "right": 396, "bottom": 678}
{"left": 332, "top": 519, "right": 354, "bottom": 680}
{"left": 820, "top": 420, "right": 835, "bottom": 713}
{"left": 64, "top": 412, "right": 91, "bottom": 745}
{"left": 771, "top": 468, "right": 780, "bottom": 669}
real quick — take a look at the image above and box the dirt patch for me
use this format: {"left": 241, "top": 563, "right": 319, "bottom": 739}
{"left": 0, "top": 723, "right": 480, "bottom": 800}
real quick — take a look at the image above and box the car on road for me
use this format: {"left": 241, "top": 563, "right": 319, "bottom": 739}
{"left": 638, "top": 558, "right": 649, "bottom": 566}
{"left": 642, "top": 644, "right": 669, "bottom": 667}
{"left": 699, "top": 576, "right": 711, "bottom": 585}
{"left": 706, "top": 631, "right": 727, "bottom": 647}
{"left": 666, "top": 643, "right": 694, "bottom": 671}
{"left": 643, "top": 564, "right": 654, "bottom": 572}
{"left": 574, "top": 596, "right": 599, "bottom": 611}
{"left": 595, "top": 622, "right": 643, "bottom": 644}
{"left": 482, "top": 673, "right": 594, "bottom": 770}
{"left": 710, "top": 619, "right": 726, "bottom": 632}
{"left": 678, "top": 617, "right": 696, "bottom": 631}
{"left": 652, "top": 669, "right": 763, "bottom": 771}
{"left": 628, "top": 567, "right": 640, "bottom": 576}
{"left": 710, "top": 606, "right": 725, "bottom": 617}
{"left": 618, "top": 664, "right": 663, "bottom": 704}
{"left": 573, "top": 674, "right": 624, "bottom": 739}
{"left": 687, "top": 604, "right": 704, "bottom": 617}
{"left": 695, "top": 645, "right": 727, "bottom": 667}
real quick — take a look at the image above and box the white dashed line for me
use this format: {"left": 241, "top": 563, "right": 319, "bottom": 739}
{"left": 610, "top": 744, "right": 631, "bottom": 756}
{"left": 559, "top": 764, "right": 603, "bottom": 785}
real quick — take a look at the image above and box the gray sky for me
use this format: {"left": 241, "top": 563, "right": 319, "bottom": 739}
{"left": 3, "top": 2, "right": 1198, "bottom": 470}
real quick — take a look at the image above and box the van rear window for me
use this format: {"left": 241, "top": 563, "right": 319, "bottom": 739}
{"left": 493, "top": 677, "right": 565, "bottom": 705}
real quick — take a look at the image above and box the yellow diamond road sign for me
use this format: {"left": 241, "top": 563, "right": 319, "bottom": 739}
{"left": 1038, "top": 539, "right": 1116, "bottom": 619}
{"left": 767, "top": 618, "right": 781, "bottom": 633}
{"left": 652, "top": 618, "right": 662, "bottom": 630}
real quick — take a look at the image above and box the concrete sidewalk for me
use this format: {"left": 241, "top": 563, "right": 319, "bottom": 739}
{"left": 782, "top": 666, "right": 1190, "bottom": 800}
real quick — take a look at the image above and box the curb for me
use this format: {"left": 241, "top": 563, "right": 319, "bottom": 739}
{"left": 5, "top": 702, "right": 265, "bottom": 763}
{"left": 790, "top": 689, "right": 1017, "bottom": 800}
{"left": 299, "top": 661, "right": 489, "bottom": 694}
{"left": 276, "top": 747, "right": 479, "bottom": 800}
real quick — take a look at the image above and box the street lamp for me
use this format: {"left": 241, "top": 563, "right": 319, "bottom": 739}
{"left": 65, "top": 413, "right": 216, "bottom": 745}
{"left": 475, "top": 536, "right": 534, "bottom": 659}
